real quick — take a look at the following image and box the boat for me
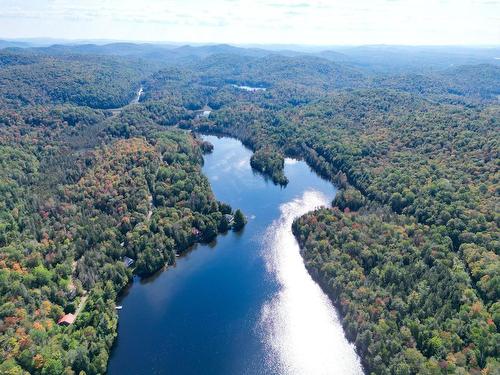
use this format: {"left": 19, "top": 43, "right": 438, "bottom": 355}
{"left": 116, "top": 306, "right": 123, "bottom": 310}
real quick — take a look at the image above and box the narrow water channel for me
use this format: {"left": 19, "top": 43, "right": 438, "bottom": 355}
{"left": 108, "top": 135, "right": 363, "bottom": 374}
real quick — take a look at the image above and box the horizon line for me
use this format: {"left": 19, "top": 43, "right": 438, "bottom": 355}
{"left": 2, "top": 37, "right": 500, "bottom": 49}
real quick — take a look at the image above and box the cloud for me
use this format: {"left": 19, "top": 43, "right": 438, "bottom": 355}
{"left": 266, "top": 2, "right": 311, "bottom": 8}
{"left": 0, "top": 0, "right": 498, "bottom": 45}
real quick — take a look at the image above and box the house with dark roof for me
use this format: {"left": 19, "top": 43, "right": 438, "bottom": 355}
{"left": 123, "top": 256, "right": 134, "bottom": 268}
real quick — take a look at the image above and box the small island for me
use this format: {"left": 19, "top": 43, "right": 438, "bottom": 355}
{"left": 250, "top": 149, "right": 289, "bottom": 186}
{"left": 232, "top": 209, "right": 247, "bottom": 231}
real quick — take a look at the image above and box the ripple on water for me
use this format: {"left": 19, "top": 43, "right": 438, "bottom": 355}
{"left": 259, "top": 190, "right": 364, "bottom": 375}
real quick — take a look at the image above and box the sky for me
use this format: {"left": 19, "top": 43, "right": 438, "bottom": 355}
{"left": 0, "top": 0, "right": 499, "bottom": 46}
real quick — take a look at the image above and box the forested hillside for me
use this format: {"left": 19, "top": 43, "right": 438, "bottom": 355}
{"left": 0, "top": 50, "right": 153, "bottom": 109}
{"left": 0, "top": 50, "right": 239, "bottom": 374}
{"left": 0, "top": 44, "right": 498, "bottom": 374}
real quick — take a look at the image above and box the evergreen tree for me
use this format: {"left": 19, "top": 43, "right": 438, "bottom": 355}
{"left": 232, "top": 209, "right": 247, "bottom": 231}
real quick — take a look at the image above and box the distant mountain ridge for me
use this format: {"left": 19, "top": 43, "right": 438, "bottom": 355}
{"left": 2, "top": 40, "right": 499, "bottom": 73}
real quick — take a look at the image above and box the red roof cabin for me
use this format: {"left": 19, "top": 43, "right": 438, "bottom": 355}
{"left": 58, "top": 313, "right": 76, "bottom": 326}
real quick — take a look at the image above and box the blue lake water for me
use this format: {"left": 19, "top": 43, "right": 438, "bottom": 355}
{"left": 107, "top": 135, "right": 363, "bottom": 374}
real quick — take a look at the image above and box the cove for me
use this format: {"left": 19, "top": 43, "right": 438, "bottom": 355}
{"left": 107, "top": 135, "right": 363, "bottom": 375}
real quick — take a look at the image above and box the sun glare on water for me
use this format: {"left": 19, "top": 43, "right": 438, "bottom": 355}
{"left": 260, "top": 190, "right": 363, "bottom": 375}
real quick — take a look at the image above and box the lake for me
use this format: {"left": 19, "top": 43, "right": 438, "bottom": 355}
{"left": 107, "top": 135, "right": 363, "bottom": 375}
{"left": 231, "top": 84, "right": 267, "bottom": 92}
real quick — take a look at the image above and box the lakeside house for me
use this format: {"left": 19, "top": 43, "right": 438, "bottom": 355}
{"left": 57, "top": 313, "right": 76, "bottom": 326}
{"left": 123, "top": 256, "right": 134, "bottom": 268}
{"left": 191, "top": 228, "right": 203, "bottom": 240}
{"left": 224, "top": 214, "right": 234, "bottom": 225}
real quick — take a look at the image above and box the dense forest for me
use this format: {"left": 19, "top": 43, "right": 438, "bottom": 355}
{"left": 0, "top": 51, "right": 155, "bottom": 109}
{"left": 250, "top": 148, "right": 288, "bottom": 185}
{"left": 0, "top": 43, "right": 498, "bottom": 374}
{"left": 0, "top": 50, "right": 243, "bottom": 374}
